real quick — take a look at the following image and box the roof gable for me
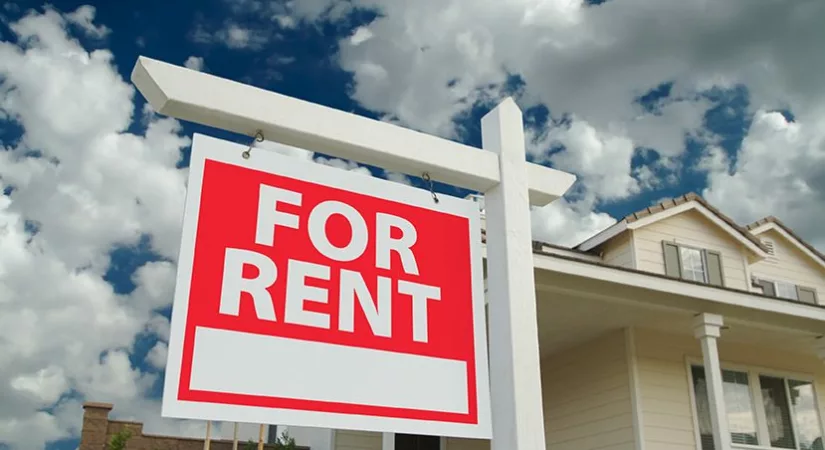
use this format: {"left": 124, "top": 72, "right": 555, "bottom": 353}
{"left": 747, "top": 217, "right": 825, "bottom": 273}
{"left": 575, "top": 193, "right": 771, "bottom": 258}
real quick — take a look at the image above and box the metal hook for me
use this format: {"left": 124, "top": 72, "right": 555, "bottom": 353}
{"left": 242, "top": 130, "right": 265, "bottom": 159}
{"left": 422, "top": 172, "right": 439, "bottom": 204}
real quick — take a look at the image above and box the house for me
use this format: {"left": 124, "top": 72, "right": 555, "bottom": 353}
{"left": 278, "top": 192, "right": 825, "bottom": 450}
{"left": 79, "top": 192, "right": 825, "bottom": 450}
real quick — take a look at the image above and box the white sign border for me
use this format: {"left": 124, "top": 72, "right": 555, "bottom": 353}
{"left": 162, "top": 133, "right": 492, "bottom": 439}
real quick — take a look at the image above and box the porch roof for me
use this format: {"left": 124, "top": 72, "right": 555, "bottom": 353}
{"left": 521, "top": 249, "right": 825, "bottom": 357}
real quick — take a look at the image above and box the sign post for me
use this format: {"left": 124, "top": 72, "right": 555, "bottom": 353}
{"left": 481, "top": 101, "right": 549, "bottom": 449}
{"left": 132, "top": 57, "right": 575, "bottom": 450}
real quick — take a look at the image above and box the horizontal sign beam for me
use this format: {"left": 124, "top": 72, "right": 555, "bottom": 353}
{"left": 131, "top": 57, "right": 575, "bottom": 206}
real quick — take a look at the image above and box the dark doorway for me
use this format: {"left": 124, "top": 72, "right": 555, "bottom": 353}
{"left": 394, "top": 433, "right": 441, "bottom": 450}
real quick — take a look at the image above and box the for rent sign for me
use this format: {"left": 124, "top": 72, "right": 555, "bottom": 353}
{"left": 162, "top": 134, "right": 491, "bottom": 438}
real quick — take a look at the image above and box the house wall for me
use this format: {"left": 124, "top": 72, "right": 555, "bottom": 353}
{"left": 334, "top": 430, "right": 381, "bottom": 450}
{"left": 749, "top": 228, "right": 825, "bottom": 303}
{"left": 542, "top": 330, "right": 636, "bottom": 450}
{"left": 634, "top": 327, "right": 825, "bottom": 450}
{"left": 330, "top": 331, "right": 636, "bottom": 450}
{"left": 631, "top": 209, "right": 750, "bottom": 290}
{"left": 599, "top": 230, "right": 636, "bottom": 269}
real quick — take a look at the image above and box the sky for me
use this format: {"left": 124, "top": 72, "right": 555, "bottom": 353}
{"left": 1, "top": 0, "right": 824, "bottom": 449}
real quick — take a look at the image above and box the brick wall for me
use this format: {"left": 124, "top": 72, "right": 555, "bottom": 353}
{"left": 79, "top": 402, "right": 308, "bottom": 450}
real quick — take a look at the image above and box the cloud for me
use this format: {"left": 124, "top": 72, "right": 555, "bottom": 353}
{"left": 64, "top": 5, "right": 110, "bottom": 38}
{"left": 146, "top": 342, "right": 169, "bottom": 370}
{"left": 531, "top": 198, "right": 617, "bottom": 248}
{"left": 703, "top": 110, "right": 825, "bottom": 249}
{"left": 184, "top": 56, "right": 205, "bottom": 72}
{"left": 538, "top": 118, "right": 639, "bottom": 202}
{"left": 0, "top": 6, "right": 200, "bottom": 448}
{"left": 285, "top": 0, "right": 825, "bottom": 248}
{"left": 190, "top": 20, "right": 270, "bottom": 50}
{"left": 0, "top": 8, "right": 436, "bottom": 448}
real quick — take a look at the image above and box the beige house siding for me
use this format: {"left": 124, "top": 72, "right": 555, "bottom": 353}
{"left": 632, "top": 209, "right": 749, "bottom": 290}
{"left": 542, "top": 330, "right": 636, "bottom": 450}
{"left": 634, "top": 328, "right": 825, "bottom": 450}
{"left": 599, "top": 231, "right": 636, "bottom": 269}
{"left": 634, "top": 329, "right": 700, "bottom": 450}
{"left": 335, "top": 430, "right": 382, "bottom": 450}
{"left": 749, "top": 229, "right": 825, "bottom": 304}
{"left": 444, "top": 437, "right": 489, "bottom": 450}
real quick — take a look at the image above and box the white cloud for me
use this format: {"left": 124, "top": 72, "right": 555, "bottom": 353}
{"left": 703, "top": 110, "right": 825, "bottom": 250}
{"left": 191, "top": 21, "right": 269, "bottom": 50}
{"left": 146, "top": 342, "right": 168, "bottom": 370}
{"left": 0, "top": 7, "right": 193, "bottom": 448}
{"left": 224, "top": 23, "right": 253, "bottom": 48}
{"left": 184, "top": 56, "right": 205, "bottom": 72}
{"left": 384, "top": 171, "right": 413, "bottom": 186}
{"left": 64, "top": 5, "right": 110, "bottom": 38}
{"left": 287, "top": 0, "right": 825, "bottom": 247}
{"left": 540, "top": 119, "right": 639, "bottom": 201}
{"left": 0, "top": 8, "right": 440, "bottom": 448}
{"left": 531, "top": 197, "right": 617, "bottom": 248}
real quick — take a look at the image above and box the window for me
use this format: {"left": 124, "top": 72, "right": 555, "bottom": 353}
{"left": 395, "top": 434, "right": 441, "bottom": 450}
{"left": 776, "top": 281, "right": 800, "bottom": 301}
{"left": 690, "top": 364, "right": 825, "bottom": 450}
{"left": 753, "top": 277, "right": 819, "bottom": 304}
{"left": 662, "top": 242, "right": 724, "bottom": 287}
{"left": 681, "top": 247, "right": 707, "bottom": 283}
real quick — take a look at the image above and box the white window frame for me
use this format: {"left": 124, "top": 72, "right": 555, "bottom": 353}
{"left": 774, "top": 280, "right": 800, "bottom": 301}
{"left": 685, "top": 357, "right": 825, "bottom": 450}
{"left": 680, "top": 244, "right": 709, "bottom": 284}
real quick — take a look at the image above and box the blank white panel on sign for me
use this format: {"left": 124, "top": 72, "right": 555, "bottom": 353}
{"left": 190, "top": 327, "right": 469, "bottom": 414}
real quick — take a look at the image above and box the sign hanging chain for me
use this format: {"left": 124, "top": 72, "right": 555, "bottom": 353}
{"left": 242, "top": 130, "right": 265, "bottom": 159}
{"left": 421, "top": 172, "right": 439, "bottom": 204}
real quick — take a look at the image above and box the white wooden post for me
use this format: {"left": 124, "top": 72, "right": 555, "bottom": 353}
{"left": 693, "top": 313, "right": 730, "bottom": 450}
{"left": 815, "top": 337, "right": 825, "bottom": 361}
{"left": 130, "top": 56, "right": 577, "bottom": 450}
{"left": 481, "top": 99, "right": 547, "bottom": 450}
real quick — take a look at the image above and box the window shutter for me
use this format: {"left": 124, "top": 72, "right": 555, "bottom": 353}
{"left": 663, "top": 241, "right": 681, "bottom": 278}
{"left": 797, "top": 286, "right": 818, "bottom": 304}
{"left": 704, "top": 250, "right": 724, "bottom": 287}
{"left": 758, "top": 279, "right": 776, "bottom": 297}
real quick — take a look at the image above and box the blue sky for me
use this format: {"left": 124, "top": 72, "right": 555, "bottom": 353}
{"left": 1, "top": 0, "right": 824, "bottom": 449}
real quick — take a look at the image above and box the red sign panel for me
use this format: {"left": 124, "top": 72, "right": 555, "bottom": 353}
{"left": 162, "top": 134, "right": 491, "bottom": 439}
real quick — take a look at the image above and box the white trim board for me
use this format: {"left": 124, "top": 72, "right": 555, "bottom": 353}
{"left": 576, "top": 222, "right": 628, "bottom": 252}
{"left": 625, "top": 327, "right": 646, "bottom": 450}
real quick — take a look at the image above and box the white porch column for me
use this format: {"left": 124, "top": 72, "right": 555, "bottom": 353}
{"left": 382, "top": 433, "right": 394, "bottom": 450}
{"left": 693, "top": 313, "right": 730, "bottom": 450}
{"left": 814, "top": 337, "right": 825, "bottom": 361}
